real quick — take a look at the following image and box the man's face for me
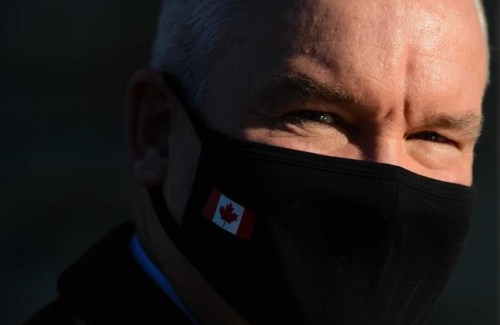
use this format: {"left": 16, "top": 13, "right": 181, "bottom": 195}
{"left": 199, "top": 0, "right": 488, "bottom": 186}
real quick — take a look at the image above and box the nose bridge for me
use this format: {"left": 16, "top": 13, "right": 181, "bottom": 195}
{"left": 359, "top": 130, "right": 403, "bottom": 167}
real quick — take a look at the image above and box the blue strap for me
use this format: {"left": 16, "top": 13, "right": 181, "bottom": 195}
{"left": 130, "top": 233, "right": 199, "bottom": 324}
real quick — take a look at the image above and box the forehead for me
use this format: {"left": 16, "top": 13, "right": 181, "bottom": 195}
{"left": 202, "top": 0, "right": 488, "bottom": 131}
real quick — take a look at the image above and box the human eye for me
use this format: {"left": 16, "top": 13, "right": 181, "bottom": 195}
{"left": 285, "top": 110, "right": 338, "bottom": 126}
{"left": 408, "top": 131, "right": 454, "bottom": 145}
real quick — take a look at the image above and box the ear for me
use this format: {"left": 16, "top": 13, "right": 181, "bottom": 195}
{"left": 126, "top": 68, "right": 177, "bottom": 187}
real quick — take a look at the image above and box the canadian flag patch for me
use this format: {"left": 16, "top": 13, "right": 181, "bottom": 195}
{"left": 202, "top": 188, "right": 257, "bottom": 240}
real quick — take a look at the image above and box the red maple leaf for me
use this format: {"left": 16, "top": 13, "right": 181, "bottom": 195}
{"left": 219, "top": 203, "right": 239, "bottom": 226}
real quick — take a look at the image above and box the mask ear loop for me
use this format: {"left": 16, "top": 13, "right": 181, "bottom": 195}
{"left": 148, "top": 185, "right": 186, "bottom": 249}
{"left": 146, "top": 72, "right": 207, "bottom": 253}
{"left": 161, "top": 72, "right": 209, "bottom": 139}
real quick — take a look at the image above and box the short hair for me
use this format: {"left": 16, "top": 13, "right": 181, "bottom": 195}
{"left": 150, "top": 0, "right": 489, "bottom": 107}
{"left": 150, "top": 0, "right": 248, "bottom": 108}
{"left": 474, "top": 0, "right": 489, "bottom": 42}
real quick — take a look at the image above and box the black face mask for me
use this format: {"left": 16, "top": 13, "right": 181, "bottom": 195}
{"left": 149, "top": 78, "right": 474, "bottom": 324}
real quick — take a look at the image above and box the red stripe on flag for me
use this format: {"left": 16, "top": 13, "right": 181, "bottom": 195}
{"left": 202, "top": 188, "right": 221, "bottom": 220}
{"left": 236, "top": 208, "right": 257, "bottom": 240}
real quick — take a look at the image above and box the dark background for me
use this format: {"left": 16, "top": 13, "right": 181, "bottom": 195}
{"left": 0, "top": 1, "right": 497, "bottom": 324}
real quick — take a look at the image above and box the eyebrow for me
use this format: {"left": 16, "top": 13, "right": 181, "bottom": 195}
{"left": 259, "top": 72, "right": 360, "bottom": 108}
{"left": 258, "top": 72, "right": 484, "bottom": 141}
{"left": 422, "top": 112, "right": 484, "bottom": 141}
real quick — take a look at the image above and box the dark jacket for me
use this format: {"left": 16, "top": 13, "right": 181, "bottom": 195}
{"left": 25, "top": 222, "right": 192, "bottom": 325}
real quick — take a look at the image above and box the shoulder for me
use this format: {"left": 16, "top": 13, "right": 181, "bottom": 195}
{"left": 24, "top": 299, "right": 86, "bottom": 325}
{"left": 24, "top": 222, "right": 191, "bottom": 325}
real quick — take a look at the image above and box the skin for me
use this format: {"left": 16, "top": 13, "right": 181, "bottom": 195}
{"left": 126, "top": 0, "right": 488, "bottom": 323}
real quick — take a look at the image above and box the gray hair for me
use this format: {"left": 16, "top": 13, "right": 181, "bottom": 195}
{"left": 150, "top": 0, "right": 489, "bottom": 107}
{"left": 474, "top": 0, "right": 489, "bottom": 42}
{"left": 150, "top": 0, "right": 249, "bottom": 108}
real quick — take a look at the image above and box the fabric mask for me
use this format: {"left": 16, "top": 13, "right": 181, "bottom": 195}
{"left": 149, "top": 77, "right": 474, "bottom": 324}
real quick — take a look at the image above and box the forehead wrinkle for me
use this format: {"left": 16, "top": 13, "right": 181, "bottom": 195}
{"left": 410, "top": 48, "right": 463, "bottom": 64}
{"left": 300, "top": 37, "right": 404, "bottom": 58}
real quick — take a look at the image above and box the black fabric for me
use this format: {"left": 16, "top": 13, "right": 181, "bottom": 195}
{"left": 24, "top": 300, "right": 75, "bottom": 325}
{"left": 150, "top": 122, "right": 474, "bottom": 325}
{"left": 25, "top": 222, "right": 191, "bottom": 325}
